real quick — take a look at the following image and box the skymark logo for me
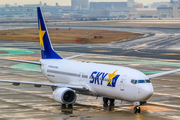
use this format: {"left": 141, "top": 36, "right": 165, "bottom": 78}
{"left": 90, "top": 70, "right": 120, "bottom": 87}
{"left": 39, "top": 20, "right": 46, "bottom": 50}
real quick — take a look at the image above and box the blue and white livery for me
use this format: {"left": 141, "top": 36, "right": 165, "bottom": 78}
{"left": 0, "top": 7, "right": 180, "bottom": 113}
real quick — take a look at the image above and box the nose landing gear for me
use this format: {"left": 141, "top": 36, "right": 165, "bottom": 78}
{"left": 134, "top": 106, "right": 141, "bottom": 113}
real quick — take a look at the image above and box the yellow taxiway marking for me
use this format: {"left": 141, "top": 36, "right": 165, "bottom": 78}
{"left": 161, "top": 53, "right": 180, "bottom": 55}
{"left": 3, "top": 56, "right": 41, "bottom": 60}
{"left": 87, "top": 96, "right": 91, "bottom": 102}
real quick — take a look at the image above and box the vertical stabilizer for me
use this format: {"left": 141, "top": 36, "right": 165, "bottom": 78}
{"left": 37, "top": 7, "right": 62, "bottom": 59}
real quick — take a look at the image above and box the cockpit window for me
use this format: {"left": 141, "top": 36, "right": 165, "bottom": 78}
{"left": 131, "top": 80, "right": 137, "bottom": 84}
{"left": 131, "top": 79, "right": 151, "bottom": 84}
{"left": 145, "top": 80, "right": 151, "bottom": 83}
{"left": 138, "top": 80, "right": 145, "bottom": 83}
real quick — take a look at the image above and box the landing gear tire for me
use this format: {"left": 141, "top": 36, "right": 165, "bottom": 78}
{"left": 134, "top": 107, "right": 137, "bottom": 113}
{"left": 109, "top": 99, "right": 115, "bottom": 106}
{"left": 61, "top": 104, "right": 66, "bottom": 109}
{"left": 68, "top": 104, "right": 73, "bottom": 109}
{"left": 103, "top": 97, "right": 115, "bottom": 110}
{"left": 103, "top": 97, "right": 108, "bottom": 109}
{"left": 134, "top": 107, "right": 141, "bottom": 114}
{"left": 137, "top": 107, "right": 141, "bottom": 113}
{"left": 109, "top": 99, "right": 115, "bottom": 111}
{"left": 103, "top": 97, "right": 108, "bottom": 104}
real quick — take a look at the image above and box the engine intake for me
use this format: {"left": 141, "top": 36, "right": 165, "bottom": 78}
{"left": 53, "top": 87, "right": 76, "bottom": 104}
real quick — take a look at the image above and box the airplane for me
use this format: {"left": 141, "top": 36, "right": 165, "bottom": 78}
{"left": 0, "top": 7, "right": 180, "bottom": 114}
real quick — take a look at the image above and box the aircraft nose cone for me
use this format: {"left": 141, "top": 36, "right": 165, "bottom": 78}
{"left": 142, "top": 85, "right": 154, "bottom": 100}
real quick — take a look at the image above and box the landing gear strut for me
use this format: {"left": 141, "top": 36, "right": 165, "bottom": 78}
{"left": 61, "top": 104, "right": 66, "bottom": 109}
{"left": 103, "top": 97, "right": 115, "bottom": 109}
{"left": 134, "top": 106, "right": 141, "bottom": 113}
{"left": 61, "top": 104, "right": 73, "bottom": 109}
{"left": 103, "top": 97, "right": 108, "bottom": 108}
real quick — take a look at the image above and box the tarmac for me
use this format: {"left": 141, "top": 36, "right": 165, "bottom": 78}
{"left": 0, "top": 24, "right": 180, "bottom": 119}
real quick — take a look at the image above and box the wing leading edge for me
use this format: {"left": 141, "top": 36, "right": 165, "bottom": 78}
{"left": 0, "top": 53, "right": 85, "bottom": 65}
{"left": 0, "top": 79, "right": 89, "bottom": 91}
{"left": 147, "top": 69, "right": 180, "bottom": 79}
{"left": 64, "top": 54, "right": 85, "bottom": 60}
{"left": 0, "top": 58, "right": 41, "bottom": 65}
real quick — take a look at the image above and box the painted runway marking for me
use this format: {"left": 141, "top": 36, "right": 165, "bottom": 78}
{"left": 135, "top": 44, "right": 147, "bottom": 48}
{"left": 11, "top": 63, "right": 41, "bottom": 72}
{"left": 0, "top": 47, "right": 35, "bottom": 56}
{"left": 161, "top": 53, "right": 180, "bottom": 56}
{"left": 87, "top": 96, "right": 91, "bottom": 102}
{"left": 91, "top": 50, "right": 111, "bottom": 53}
{"left": 154, "top": 92, "right": 180, "bottom": 99}
{"left": 149, "top": 102, "right": 180, "bottom": 109}
{"left": 2, "top": 56, "right": 40, "bottom": 60}
{"left": 153, "top": 36, "right": 180, "bottom": 50}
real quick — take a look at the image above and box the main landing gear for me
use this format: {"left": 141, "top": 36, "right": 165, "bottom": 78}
{"left": 103, "top": 97, "right": 115, "bottom": 110}
{"left": 61, "top": 104, "right": 73, "bottom": 109}
{"left": 61, "top": 104, "right": 73, "bottom": 114}
{"left": 134, "top": 106, "right": 141, "bottom": 113}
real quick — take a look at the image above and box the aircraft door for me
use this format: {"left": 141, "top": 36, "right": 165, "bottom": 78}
{"left": 120, "top": 75, "right": 126, "bottom": 91}
{"left": 80, "top": 73, "right": 87, "bottom": 84}
{"left": 41, "top": 63, "right": 45, "bottom": 73}
{"left": 78, "top": 72, "right": 82, "bottom": 82}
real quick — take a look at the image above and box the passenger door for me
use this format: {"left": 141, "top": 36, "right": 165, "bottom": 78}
{"left": 120, "top": 75, "right": 126, "bottom": 91}
{"left": 79, "top": 72, "right": 82, "bottom": 83}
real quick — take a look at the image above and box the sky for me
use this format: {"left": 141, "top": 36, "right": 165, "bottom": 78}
{"left": 0, "top": 0, "right": 170, "bottom": 6}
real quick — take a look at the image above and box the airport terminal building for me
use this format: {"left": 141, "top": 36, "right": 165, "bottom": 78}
{"left": 129, "top": 8, "right": 158, "bottom": 18}
{"left": 157, "top": 6, "right": 180, "bottom": 18}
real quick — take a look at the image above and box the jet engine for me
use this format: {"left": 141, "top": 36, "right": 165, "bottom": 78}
{"left": 52, "top": 87, "right": 76, "bottom": 104}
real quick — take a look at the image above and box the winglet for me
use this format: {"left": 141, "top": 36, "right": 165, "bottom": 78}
{"left": 37, "top": 7, "right": 62, "bottom": 59}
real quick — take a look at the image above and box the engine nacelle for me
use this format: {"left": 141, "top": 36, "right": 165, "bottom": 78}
{"left": 53, "top": 87, "right": 76, "bottom": 104}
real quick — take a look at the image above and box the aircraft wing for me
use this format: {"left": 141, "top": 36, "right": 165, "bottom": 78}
{"left": 0, "top": 53, "right": 85, "bottom": 64}
{"left": 0, "top": 79, "right": 89, "bottom": 91}
{"left": 0, "top": 58, "right": 41, "bottom": 65}
{"left": 147, "top": 69, "right": 180, "bottom": 79}
{"left": 64, "top": 54, "right": 85, "bottom": 60}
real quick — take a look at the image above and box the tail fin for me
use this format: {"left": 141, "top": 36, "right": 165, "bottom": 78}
{"left": 37, "top": 7, "right": 62, "bottom": 59}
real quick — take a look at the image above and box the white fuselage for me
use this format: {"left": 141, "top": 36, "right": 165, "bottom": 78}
{"left": 40, "top": 59, "right": 154, "bottom": 102}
